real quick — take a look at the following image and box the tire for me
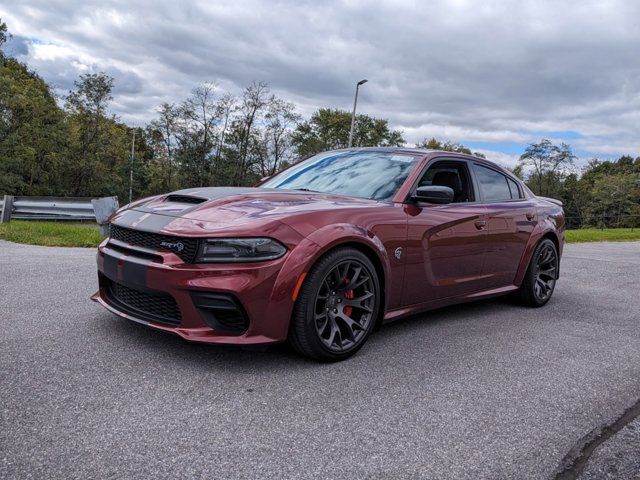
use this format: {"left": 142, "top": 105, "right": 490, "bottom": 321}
{"left": 518, "top": 238, "right": 559, "bottom": 307}
{"left": 288, "top": 247, "right": 381, "bottom": 362}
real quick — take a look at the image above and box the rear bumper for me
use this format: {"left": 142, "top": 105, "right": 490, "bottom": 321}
{"left": 93, "top": 242, "right": 294, "bottom": 345}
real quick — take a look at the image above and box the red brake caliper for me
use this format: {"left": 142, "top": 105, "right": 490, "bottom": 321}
{"left": 343, "top": 277, "right": 354, "bottom": 316}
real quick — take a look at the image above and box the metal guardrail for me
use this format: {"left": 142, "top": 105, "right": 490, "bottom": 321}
{"left": 0, "top": 196, "right": 119, "bottom": 226}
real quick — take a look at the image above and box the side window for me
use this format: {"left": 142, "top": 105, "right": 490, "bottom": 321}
{"left": 473, "top": 164, "right": 513, "bottom": 202}
{"left": 418, "top": 161, "right": 474, "bottom": 203}
{"left": 506, "top": 177, "right": 522, "bottom": 199}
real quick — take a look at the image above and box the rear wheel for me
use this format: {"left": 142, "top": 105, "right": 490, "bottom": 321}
{"left": 288, "top": 248, "right": 381, "bottom": 362}
{"left": 518, "top": 238, "right": 558, "bottom": 307}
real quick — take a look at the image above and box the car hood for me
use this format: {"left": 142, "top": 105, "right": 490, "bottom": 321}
{"left": 129, "top": 187, "right": 379, "bottom": 229}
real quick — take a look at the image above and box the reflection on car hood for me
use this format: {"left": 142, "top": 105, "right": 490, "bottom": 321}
{"left": 130, "top": 187, "right": 378, "bottom": 227}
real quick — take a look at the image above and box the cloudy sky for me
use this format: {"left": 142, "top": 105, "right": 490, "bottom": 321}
{"left": 2, "top": 0, "right": 639, "bottom": 167}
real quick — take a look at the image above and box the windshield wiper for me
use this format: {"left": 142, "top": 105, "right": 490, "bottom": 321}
{"left": 294, "top": 188, "right": 319, "bottom": 193}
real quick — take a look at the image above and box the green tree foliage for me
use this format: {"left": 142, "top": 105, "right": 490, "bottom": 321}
{"left": 584, "top": 172, "right": 640, "bottom": 227}
{"left": 415, "top": 137, "right": 485, "bottom": 158}
{"left": 64, "top": 73, "right": 132, "bottom": 197}
{"left": 517, "top": 140, "right": 640, "bottom": 228}
{"left": 145, "top": 102, "right": 181, "bottom": 193}
{"left": 142, "top": 81, "right": 299, "bottom": 190}
{"left": 291, "top": 108, "right": 405, "bottom": 159}
{"left": 0, "top": 48, "right": 67, "bottom": 195}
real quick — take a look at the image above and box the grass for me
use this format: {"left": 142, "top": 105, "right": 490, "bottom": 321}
{"left": 565, "top": 228, "right": 640, "bottom": 243}
{"left": 0, "top": 220, "right": 639, "bottom": 247}
{"left": 0, "top": 220, "right": 103, "bottom": 247}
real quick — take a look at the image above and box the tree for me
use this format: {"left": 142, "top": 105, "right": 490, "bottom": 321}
{"left": 291, "top": 108, "right": 405, "bottom": 159}
{"left": 516, "top": 139, "right": 576, "bottom": 197}
{"left": 146, "top": 102, "right": 180, "bottom": 191}
{"left": 0, "top": 19, "right": 9, "bottom": 53}
{"left": 583, "top": 173, "right": 640, "bottom": 228}
{"left": 65, "top": 73, "right": 114, "bottom": 132}
{"left": 415, "top": 137, "right": 486, "bottom": 158}
{"left": 232, "top": 81, "right": 270, "bottom": 184}
{"left": 64, "top": 72, "right": 130, "bottom": 197}
{"left": 260, "top": 98, "right": 300, "bottom": 176}
{"left": 214, "top": 92, "right": 236, "bottom": 163}
{"left": 181, "top": 82, "right": 218, "bottom": 186}
{"left": 560, "top": 173, "right": 589, "bottom": 228}
{"left": 510, "top": 164, "right": 525, "bottom": 180}
{"left": 0, "top": 48, "right": 67, "bottom": 195}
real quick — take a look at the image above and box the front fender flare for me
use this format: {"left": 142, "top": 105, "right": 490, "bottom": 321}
{"left": 267, "top": 223, "right": 392, "bottom": 340}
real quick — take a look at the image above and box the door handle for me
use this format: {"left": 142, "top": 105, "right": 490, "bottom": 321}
{"left": 474, "top": 220, "right": 487, "bottom": 230}
{"left": 526, "top": 212, "right": 536, "bottom": 221}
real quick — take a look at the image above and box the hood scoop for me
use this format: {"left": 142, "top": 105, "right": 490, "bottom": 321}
{"left": 164, "top": 194, "right": 207, "bottom": 205}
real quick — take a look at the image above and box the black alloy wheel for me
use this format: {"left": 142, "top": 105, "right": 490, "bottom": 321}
{"left": 533, "top": 242, "right": 558, "bottom": 302}
{"left": 288, "top": 248, "right": 380, "bottom": 361}
{"left": 314, "top": 259, "right": 375, "bottom": 351}
{"left": 519, "top": 238, "right": 559, "bottom": 307}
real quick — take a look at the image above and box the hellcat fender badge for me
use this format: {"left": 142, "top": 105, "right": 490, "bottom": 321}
{"left": 394, "top": 247, "right": 403, "bottom": 260}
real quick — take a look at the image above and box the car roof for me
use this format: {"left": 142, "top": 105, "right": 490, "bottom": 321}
{"left": 333, "top": 146, "right": 507, "bottom": 172}
{"left": 332, "top": 147, "right": 526, "bottom": 186}
{"left": 336, "top": 147, "right": 530, "bottom": 201}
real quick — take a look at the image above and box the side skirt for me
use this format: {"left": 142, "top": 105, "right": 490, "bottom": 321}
{"left": 382, "top": 284, "right": 519, "bottom": 323}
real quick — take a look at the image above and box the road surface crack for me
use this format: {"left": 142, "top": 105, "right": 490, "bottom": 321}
{"left": 554, "top": 397, "right": 640, "bottom": 480}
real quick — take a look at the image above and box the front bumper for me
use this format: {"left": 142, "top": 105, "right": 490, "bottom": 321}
{"left": 92, "top": 241, "right": 294, "bottom": 345}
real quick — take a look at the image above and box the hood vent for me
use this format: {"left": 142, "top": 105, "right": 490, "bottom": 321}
{"left": 164, "top": 194, "right": 207, "bottom": 205}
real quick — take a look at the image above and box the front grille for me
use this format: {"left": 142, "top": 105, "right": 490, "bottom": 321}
{"left": 109, "top": 224, "right": 200, "bottom": 263}
{"left": 165, "top": 194, "right": 206, "bottom": 204}
{"left": 103, "top": 276, "right": 181, "bottom": 326}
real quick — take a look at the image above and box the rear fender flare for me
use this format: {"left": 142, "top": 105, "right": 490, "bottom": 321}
{"left": 514, "top": 220, "right": 561, "bottom": 286}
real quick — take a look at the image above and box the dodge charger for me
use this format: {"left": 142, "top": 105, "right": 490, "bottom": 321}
{"left": 92, "top": 148, "right": 564, "bottom": 361}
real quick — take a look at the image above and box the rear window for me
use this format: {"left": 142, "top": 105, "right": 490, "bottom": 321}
{"left": 507, "top": 177, "right": 522, "bottom": 199}
{"left": 474, "top": 164, "right": 515, "bottom": 202}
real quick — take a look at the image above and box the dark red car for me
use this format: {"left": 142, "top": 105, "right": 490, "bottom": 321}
{"left": 92, "top": 148, "right": 564, "bottom": 361}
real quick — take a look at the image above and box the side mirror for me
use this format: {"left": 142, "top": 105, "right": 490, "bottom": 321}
{"left": 413, "top": 185, "right": 454, "bottom": 204}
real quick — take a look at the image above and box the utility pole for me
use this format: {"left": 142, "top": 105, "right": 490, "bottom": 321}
{"left": 348, "top": 79, "right": 368, "bottom": 148}
{"left": 129, "top": 129, "right": 135, "bottom": 204}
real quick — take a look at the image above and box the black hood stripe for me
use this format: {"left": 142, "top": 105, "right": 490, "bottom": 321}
{"left": 112, "top": 209, "right": 176, "bottom": 233}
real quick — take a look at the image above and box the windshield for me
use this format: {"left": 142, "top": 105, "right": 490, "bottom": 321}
{"left": 261, "top": 150, "right": 420, "bottom": 201}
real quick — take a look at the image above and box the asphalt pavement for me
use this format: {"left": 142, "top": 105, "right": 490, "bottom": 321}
{"left": 1, "top": 240, "right": 639, "bottom": 479}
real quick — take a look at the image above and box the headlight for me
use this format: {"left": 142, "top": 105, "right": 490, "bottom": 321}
{"left": 196, "top": 238, "right": 287, "bottom": 263}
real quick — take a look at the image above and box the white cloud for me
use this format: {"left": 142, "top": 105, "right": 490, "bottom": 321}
{"left": 0, "top": 0, "right": 639, "bottom": 158}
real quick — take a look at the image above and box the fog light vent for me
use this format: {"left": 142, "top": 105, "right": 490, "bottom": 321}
{"left": 191, "top": 292, "right": 249, "bottom": 334}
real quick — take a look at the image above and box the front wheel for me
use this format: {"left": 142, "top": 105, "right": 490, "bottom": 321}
{"left": 288, "top": 248, "right": 381, "bottom": 362}
{"left": 518, "top": 238, "right": 559, "bottom": 307}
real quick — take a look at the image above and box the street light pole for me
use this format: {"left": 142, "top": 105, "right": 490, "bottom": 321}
{"left": 129, "top": 129, "right": 135, "bottom": 204}
{"left": 348, "top": 79, "right": 368, "bottom": 148}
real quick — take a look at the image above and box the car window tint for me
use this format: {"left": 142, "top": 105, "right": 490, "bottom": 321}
{"left": 418, "top": 162, "right": 474, "bottom": 203}
{"left": 420, "top": 167, "right": 458, "bottom": 184}
{"left": 506, "top": 177, "right": 522, "bottom": 199}
{"left": 474, "top": 164, "right": 512, "bottom": 202}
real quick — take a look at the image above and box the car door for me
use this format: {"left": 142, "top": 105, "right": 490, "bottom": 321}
{"left": 401, "top": 159, "right": 489, "bottom": 305}
{"left": 471, "top": 163, "right": 537, "bottom": 288}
